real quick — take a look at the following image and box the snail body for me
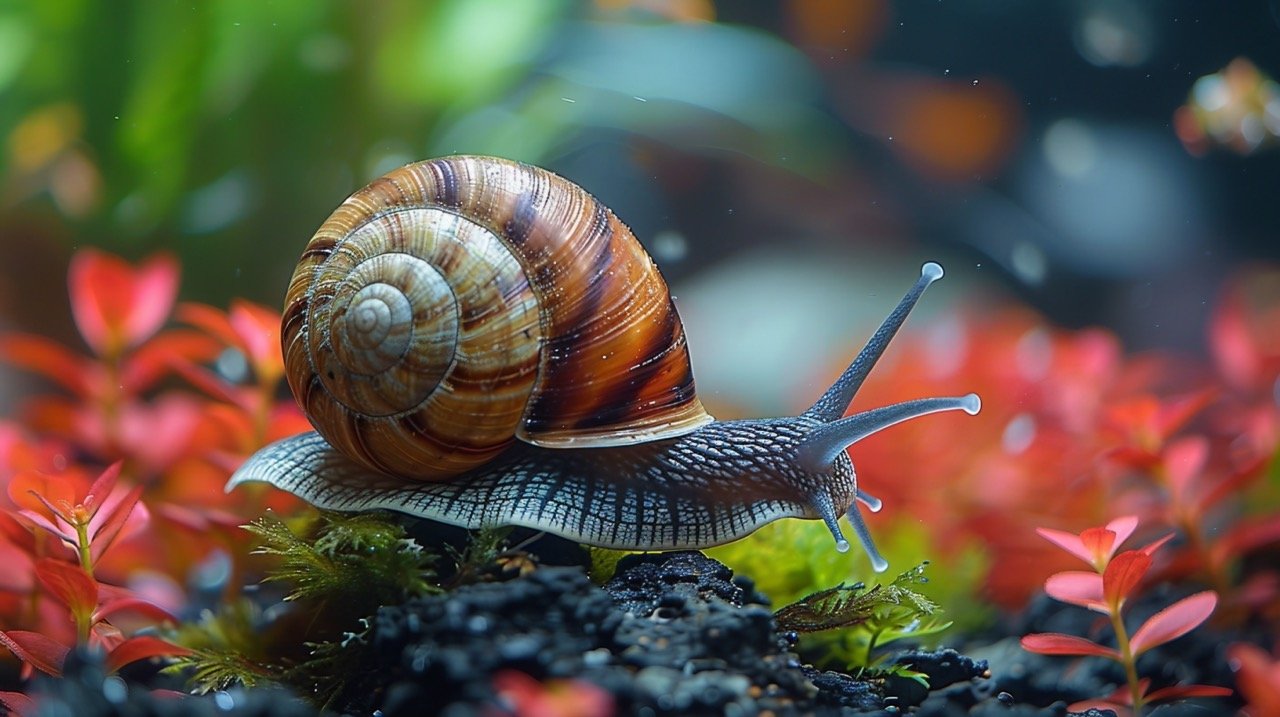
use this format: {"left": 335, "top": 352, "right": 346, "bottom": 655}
{"left": 229, "top": 155, "right": 979, "bottom": 571}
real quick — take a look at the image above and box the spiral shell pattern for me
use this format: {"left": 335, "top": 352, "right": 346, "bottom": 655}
{"left": 284, "top": 156, "right": 713, "bottom": 480}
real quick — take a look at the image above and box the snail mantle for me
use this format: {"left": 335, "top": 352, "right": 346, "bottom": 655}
{"left": 228, "top": 155, "right": 980, "bottom": 572}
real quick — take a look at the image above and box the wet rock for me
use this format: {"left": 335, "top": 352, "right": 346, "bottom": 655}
{"left": 32, "top": 551, "right": 1239, "bottom": 717}
{"left": 24, "top": 649, "right": 317, "bottom": 717}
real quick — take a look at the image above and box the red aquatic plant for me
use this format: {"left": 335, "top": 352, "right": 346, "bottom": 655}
{"left": 0, "top": 249, "right": 218, "bottom": 468}
{"left": 1229, "top": 642, "right": 1280, "bottom": 717}
{"left": 172, "top": 299, "right": 310, "bottom": 466}
{"left": 5, "top": 462, "right": 144, "bottom": 571}
{"left": 839, "top": 279, "right": 1280, "bottom": 615}
{"left": 0, "top": 249, "right": 309, "bottom": 703}
{"left": 1020, "top": 517, "right": 1230, "bottom": 715}
{"left": 489, "top": 669, "right": 614, "bottom": 717}
{"left": 0, "top": 249, "right": 309, "bottom": 587}
{"left": 0, "top": 464, "right": 188, "bottom": 683}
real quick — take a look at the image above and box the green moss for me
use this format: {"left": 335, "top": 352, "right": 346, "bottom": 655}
{"left": 707, "top": 516, "right": 991, "bottom": 628}
{"left": 245, "top": 510, "right": 443, "bottom": 611}
{"left": 165, "top": 600, "right": 276, "bottom": 694}
{"left": 170, "top": 511, "right": 448, "bottom": 697}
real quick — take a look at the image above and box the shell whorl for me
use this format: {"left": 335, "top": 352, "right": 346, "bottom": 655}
{"left": 284, "top": 156, "right": 713, "bottom": 481}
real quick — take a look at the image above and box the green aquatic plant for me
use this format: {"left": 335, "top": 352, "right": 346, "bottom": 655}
{"left": 246, "top": 510, "right": 442, "bottom": 610}
{"left": 775, "top": 562, "right": 952, "bottom": 672}
{"left": 165, "top": 600, "right": 275, "bottom": 694}
{"left": 708, "top": 515, "right": 990, "bottom": 630}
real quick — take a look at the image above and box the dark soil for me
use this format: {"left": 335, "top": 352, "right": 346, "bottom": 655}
{"left": 18, "top": 552, "right": 1237, "bottom": 716}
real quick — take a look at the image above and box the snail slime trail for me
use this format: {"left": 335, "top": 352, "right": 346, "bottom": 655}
{"left": 229, "top": 155, "right": 980, "bottom": 572}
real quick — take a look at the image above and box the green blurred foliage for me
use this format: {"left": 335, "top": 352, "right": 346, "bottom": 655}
{"left": 0, "top": 0, "right": 838, "bottom": 308}
{"left": 707, "top": 514, "right": 993, "bottom": 633}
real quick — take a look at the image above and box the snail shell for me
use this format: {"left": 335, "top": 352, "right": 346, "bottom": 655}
{"left": 232, "top": 155, "right": 981, "bottom": 572}
{"left": 285, "top": 156, "right": 712, "bottom": 480}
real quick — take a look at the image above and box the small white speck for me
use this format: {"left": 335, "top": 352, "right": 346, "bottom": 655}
{"left": 561, "top": 97, "right": 576, "bottom": 103}
{"left": 972, "top": 79, "right": 979, "bottom": 86}
{"left": 633, "top": 96, "right": 647, "bottom": 102}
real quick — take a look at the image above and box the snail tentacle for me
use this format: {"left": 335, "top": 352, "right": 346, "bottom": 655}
{"left": 804, "top": 261, "right": 944, "bottom": 423}
{"left": 797, "top": 394, "right": 982, "bottom": 473}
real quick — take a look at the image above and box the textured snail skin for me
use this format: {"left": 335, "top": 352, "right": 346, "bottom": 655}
{"left": 230, "top": 417, "right": 851, "bottom": 550}
{"left": 228, "top": 155, "right": 981, "bottom": 571}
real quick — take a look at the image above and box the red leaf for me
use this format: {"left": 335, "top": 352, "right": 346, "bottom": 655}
{"left": 7, "top": 471, "right": 75, "bottom": 519}
{"left": 168, "top": 359, "right": 242, "bottom": 405}
{"left": 1162, "top": 436, "right": 1209, "bottom": 505}
{"left": 88, "top": 484, "right": 144, "bottom": 565}
{"left": 1143, "top": 683, "right": 1233, "bottom": 702}
{"left": 1210, "top": 287, "right": 1261, "bottom": 389}
{"left": 1217, "top": 515, "right": 1280, "bottom": 562}
{"left": 1044, "top": 571, "right": 1106, "bottom": 612}
{"left": 176, "top": 303, "right": 241, "bottom": 353}
{"left": 1229, "top": 642, "right": 1280, "bottom": 715}
{"left": 34, "top": 559, "right": 98, "bottom": 617}
{"left": 1139, "top": 532, "right": 1175, "bottom": 556}
{"left": 1130, "top": 591, "right": 1217, "bottom": 655}
{"left": 1036, "top": 516, "right": 1138, "bottom": 570}
{"left": 0, "top": 690, "right": 38, "bottom": 717}
{"left": 229, "top": 300, "right": 283, "bottom": 382}
{"left": 1102, "top": 551, "right": 1151, "bottom": 608}
{"left": 0, "top": 539, "right": 33, "bottom": 592}
{"left": 94, "top": 596, "right": 177, "bottom": 625}
{"left": 1104, "top": 516, "right": 1139, "bottom": 550}
{"left": 1020, "top": 633, "right": 1119, "bottom": 659}
{"left": 10, "top": 509, "right": 75, "bottom": 548}
{"left": 82, "top": 462, "right": 123, "bottom": 515}
{"left": 69, "top": 249, "right": 179, "bottom": 357}
{"left": 1036, "top": 527, "right": 1093, "bottom": 565}
{"left": 0, "top": 335, "right": 91, "bottom": 395}
{"left": 121, "top": 329, "right": 221, "bottom": 393}
{"left": 0, "top": 630, "right": 69, "bottom": 676}
{"left": 1068, "top": 698, "right": 1130, "bottom": 716}
{"left": 1078, "top": 528, "right": 1118, "bottom": 567}
{"left": 104, "top": 636, "right": 191, "bottom": 674}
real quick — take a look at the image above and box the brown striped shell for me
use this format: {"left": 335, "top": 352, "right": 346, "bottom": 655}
{"left": 284, "top": 156, "right": 714, "bottom": 481}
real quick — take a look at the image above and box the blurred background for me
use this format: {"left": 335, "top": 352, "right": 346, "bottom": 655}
{"left": 0, "top": 0, "right": 1278, "bottom": 416}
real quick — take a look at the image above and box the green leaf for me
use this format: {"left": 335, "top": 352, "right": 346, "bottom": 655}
{"left": 775, "top": 562, "right": 940, "bottom": 634}
{"left": 773, "top": 562, "right": 952, "bottom": 670}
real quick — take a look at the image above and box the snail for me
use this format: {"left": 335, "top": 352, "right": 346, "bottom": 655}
{"left": 228, "top": 155, "right": 980, "bottom": 572}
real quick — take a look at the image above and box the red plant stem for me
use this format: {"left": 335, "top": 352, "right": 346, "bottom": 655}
{"left": 74, "top": 520, "right": 92, "bottom": 577}
{"left": 253, "top": 382, "right": 272, "bottom": 448}
{"left": 100, "top": 352, "right": 124, "bottom": 455}
{"left": 1151, "top": 464, "right": 1233, "bottom": 605}
{"left": 1108, "top": 608, "right": 1144, "bottom": 714}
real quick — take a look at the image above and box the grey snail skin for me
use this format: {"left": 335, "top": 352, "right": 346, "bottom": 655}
{"left": 227, "top": 155, "right": 980, "bottom": 572}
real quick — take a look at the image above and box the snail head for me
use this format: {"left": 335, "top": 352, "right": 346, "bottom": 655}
{"left": 793, "top": 262, "right": 980, "bottom": 571}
